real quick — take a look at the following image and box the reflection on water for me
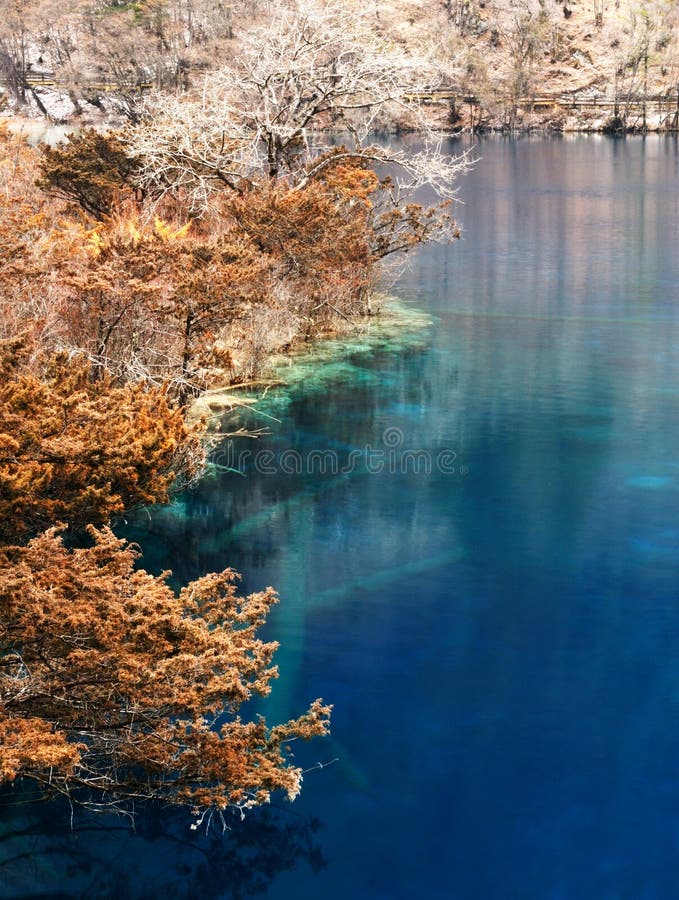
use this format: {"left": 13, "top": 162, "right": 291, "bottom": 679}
{"left": 0, "top": 788, "right": 324, "bottom": 899}
{"left": 10, "top": 135, "right": 679, "bottom": 898}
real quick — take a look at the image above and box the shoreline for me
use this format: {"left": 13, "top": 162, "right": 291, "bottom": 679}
{"left": 189, "top": 295, "right": 433, "bottom": 429}
{"left": 4, "top": 109, "right": 679, "bottom": 142}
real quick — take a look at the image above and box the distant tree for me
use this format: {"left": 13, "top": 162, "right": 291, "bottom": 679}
{"left": 445, "top": 0, "right": 484, "bottom": 37}
{"left": 487, "top": 0, "right": 551, "bottom": 128}
{"left": 0, "top": 335, "right": 203, "bottom": 543}
{"left": 0, "top": 526, "right": 331, "bottom": 818}
{"left": 605, "top": 0, "right": 671, "bottom": 129}
{"left": 0, "top": 0, "right": 36, "bottom": 107}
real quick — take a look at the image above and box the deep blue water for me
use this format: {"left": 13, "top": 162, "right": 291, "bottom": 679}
{"left": 4, "top": 135, "right": 679, "bottom": 899}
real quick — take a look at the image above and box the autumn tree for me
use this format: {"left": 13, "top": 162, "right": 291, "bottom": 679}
{"left": 0, "top": 335, "right": 203, "bottom": 544}
{"left": 0, "top": 111, "right": 332, "bottom": 827}
{"left": 46, "top": 208, "right": 268, "bottom": 394}
{"left": 0, "top": 126, "right": 70, "bottom": 346}
{"left": 2, "top": 128, "right": 380, "bottom": 392}
{"left": 220, "top": 162, "right": 377, "bottom": 325}
{"left": 38, "top": 129, "right": 142, "bottom": 221}
{"left": 0, "top": 526, "right": 331, "bottom": 817}
{"left": 30, "top": 136, "right": 460, "bottom": 387}
{"left": 113, "top": 0, "right": 467, "bottom": 364}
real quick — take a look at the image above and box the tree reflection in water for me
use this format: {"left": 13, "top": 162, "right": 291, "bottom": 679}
{"left": 0, "top": 789, "right": 325, "bottom": 899}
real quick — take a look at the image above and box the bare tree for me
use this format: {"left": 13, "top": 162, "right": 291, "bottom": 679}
{"left": 606, "top": 0, "right": 668, "bottom": 129}
{"left": 486, "top": 0, "right": 551, "bottom": 129}
{"left": 128, "top": 0, "right": 469, "bottom": 212}
{"left": 0, "top": 0, "right": 50, "bottom": 112}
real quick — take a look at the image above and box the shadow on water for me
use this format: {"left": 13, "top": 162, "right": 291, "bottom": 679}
{"left": 0, "top": 788, "right": 325, "bottom": 900}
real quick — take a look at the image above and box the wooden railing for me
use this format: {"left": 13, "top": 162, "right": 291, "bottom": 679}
{"left": 6, "top": 75, "right": 678, "bottom": 123}
{"left": 405, "top": 88, "right": 679, "bottom": 115}
{"left": 2, "top": 71, "right": 152, "bottom": 92}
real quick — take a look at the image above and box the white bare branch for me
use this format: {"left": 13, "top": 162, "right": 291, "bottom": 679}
{"left": 128, "top": 0, "right": 468, "bottom": 210}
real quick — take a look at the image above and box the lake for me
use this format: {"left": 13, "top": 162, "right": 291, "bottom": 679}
{"left": 4, "top": 135, "right": 679, "bottom": 899}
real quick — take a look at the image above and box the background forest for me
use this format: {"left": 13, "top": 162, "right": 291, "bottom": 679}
{"left": 2, "top": 0, "right": 679, "bottom": 132}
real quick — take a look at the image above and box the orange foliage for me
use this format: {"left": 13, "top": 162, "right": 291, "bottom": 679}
{"left": 0, "top": 717, "right": 82, "bottom": 782}
{"left": 0, "top": 335, "right": 203, "bottom": 543}
{"left": 47, "top": 167, "right": 379, "bottom": 390}
{"left": 0, "top": 527, "right": 331, "bottom": 812}
{"left": 0, "top": 135, "right": 454, "bottom": 819}
{"left": 223, "top": 167, "right": 376, "bottom": 311}
{"left": 53, "top": 209, "right": 269, "bottom": 396}
{"left": 1, "top": 132, "right": 453, "bottom": 389}
{"left": 37, "top": 129, "right": 140, "bottom": 221}
{"left": 0, "top": 126, "right": 69, "bottom": 344}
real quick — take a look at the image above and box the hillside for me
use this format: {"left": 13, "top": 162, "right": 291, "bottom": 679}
{"left": 1, "top": 0, "right": 678, "bottom": 131}
{"left": 379, "top": 0, "right": 679, "bottom": 130}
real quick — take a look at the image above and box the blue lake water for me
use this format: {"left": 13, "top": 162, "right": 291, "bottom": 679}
{"left": 4, "top": 135, "right": 679, "bottom": 899}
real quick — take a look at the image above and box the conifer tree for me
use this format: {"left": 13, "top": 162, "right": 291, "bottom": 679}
{"left": 0, "top": 336, "right": 203, "bottom": 543}
{"left": 0, "top": 526, "right": 330, "bottom": 816}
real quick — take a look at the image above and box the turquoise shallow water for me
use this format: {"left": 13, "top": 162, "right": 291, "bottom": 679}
{"left": 4, "top": 135, "right": 679, "bottom": 898}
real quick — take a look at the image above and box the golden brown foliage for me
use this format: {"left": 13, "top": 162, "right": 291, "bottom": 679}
{"left": 52, "top": 209, "right": 269, "bottom": 396}
{"left": 0, "top": 335, "right": 203, "bottom": 543}
{"left": 43, "top": 160, "right": 380, "bottom": 389}
{"left": 223, "top": 165, "right": 377, "bottom": 314}
{"left": 0, "top": 526, "right": 331, "bottom": 812}
{"left": 0, "top": 126, "right": 68, "bottom": 345}
{"left": 2, "top": 129, "right": 455, "bottom": 389}
{"left": 37, "top": 129, "right": 141, "bottom": 221}
{"left": 0, "top": 126, "right": 454, "bottom": 823}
